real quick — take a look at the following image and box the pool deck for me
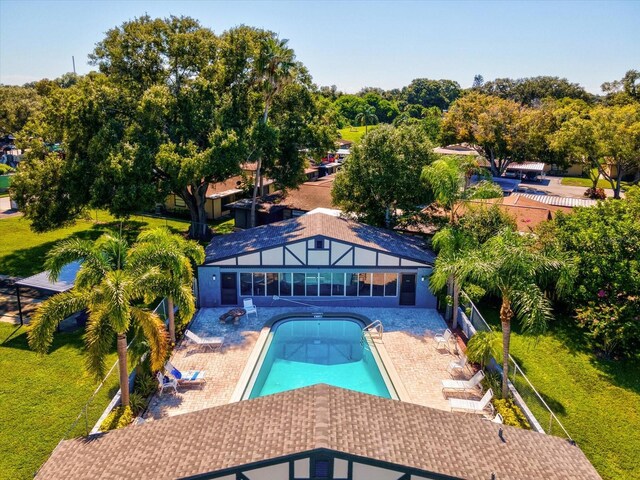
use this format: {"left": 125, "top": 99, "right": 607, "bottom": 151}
{"left": 144, "top": 306, "right": 483, "bottom": 420}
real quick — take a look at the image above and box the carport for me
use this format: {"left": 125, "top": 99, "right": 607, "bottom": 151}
{"left": 14, "top": 261, "right": 81, "bottom": 325}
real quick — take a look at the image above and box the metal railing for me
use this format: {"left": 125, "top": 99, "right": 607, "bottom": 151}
{"left": 457, "top": 291, "right": 573, "bottom": 441}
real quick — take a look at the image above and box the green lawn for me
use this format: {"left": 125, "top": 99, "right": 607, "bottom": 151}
{"left": 560, "top": 176, "right": 632, "bottom": 190}
{"left": 0, "top": 323, "right": 118, "bottom": 479}
{"left": 479, "top": 301, "right": 640, "bottom": 480}
{"left": 0, "top": 212, "right": 208, "bottom": 277}
{"left": 0, "top": 211, "right": 218, "bottom": 478}
{"left": 338, "top": 124, "right": 381, "bottom": 144}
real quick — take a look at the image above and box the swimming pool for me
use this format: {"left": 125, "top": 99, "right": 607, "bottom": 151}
{"left": 245, "top": 317, "right": 395, "bottom": 399}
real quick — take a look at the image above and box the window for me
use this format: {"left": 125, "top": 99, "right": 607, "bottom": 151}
{"left": 252, "top": 273, "right": 265, "bottom": 296}
{"left": 358, "top": 273, "right": 371, "bottom": 296}
{"left": 306, "top": 273, "right": 318, "bottom": 296}
{"left": 384, "top": 273, "right": 398, "bottom": 297}
{"left": 279, "top": 272, "right": 292, "bottom": 296}
{"left": 312, "top": 458, "right": 331, "bottom": 478}
{"left": 314, "top": 239, "right": 326, "bottom": 250}
{"left": 266, "top": 273, "right": 278, "bottom": 296}
{"left": 372, "top": 273, "right": 385, "bottom": 296}
{"left": 174, "top": 196, "right": 186, "bottom": 208}
{"left": 293, "top": 273, "right": 305, "bottom": 296}
{"left": 319, "top": 273, "right": 332, "bottom": 296}
{"left": 240, "top": 273, "right": 252, "bottom": 296}
{"left": 346, "top": 273, "right": 358, "bottom": 296}
{"left": 332, "top": 273, "right": 345, "bottom": 296}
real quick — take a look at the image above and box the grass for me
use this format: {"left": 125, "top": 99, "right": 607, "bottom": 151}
{"left": 0, "top": 211, "right": 194, "bottom": 277}
{"left": 338, "top": 124, "right": 381, "bottom": 144}
{"left": 478, "top": 301, "right": 640, "bottom": 480}
{"left": 0, "top": 323, "right": 118, "bottom": 479}
{"left": 560, "top": 176, "right": 633, "bottom": 191}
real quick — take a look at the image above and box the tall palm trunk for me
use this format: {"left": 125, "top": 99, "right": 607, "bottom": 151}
{"left": 117, "top": 333, "right": 130, "bottom": 407}
{"left": 167, "top": 297, "right": 175, "bottom": 344}
{"left": 250, "top": 106, "right": 270, "bottom": 229}
{"left": 451, "top": 280, "right": 460, "bottom": 330}
{"left": 499, "top": 298, "right": 513, "bottom": 399}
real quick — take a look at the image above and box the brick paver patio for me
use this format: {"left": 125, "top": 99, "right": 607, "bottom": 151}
{"left": 145, "top": 306, "right": 481, "bottom": 420}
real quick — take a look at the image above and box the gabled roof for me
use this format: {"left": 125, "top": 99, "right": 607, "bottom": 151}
{"left": 204, "top": 213, "right": 434, "bottom": 265}
{"left": 37, "top": 384, "right": 600, "bottom": 480}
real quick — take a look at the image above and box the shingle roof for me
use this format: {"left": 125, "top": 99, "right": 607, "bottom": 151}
{"left": 204, "top": 213, "right": 434, "bottom": 264}
{"left": 37, "top": 385, "right": 600, "bottom": 480}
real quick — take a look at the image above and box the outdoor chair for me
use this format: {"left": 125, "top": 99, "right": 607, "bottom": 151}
{"left": 184, "top": 329, "right": 224, "bottom": 351}
{"left": 165, "top": 360, "right": 206, "bottom": 385}
{"left": 243, "top": 299, "right": 258, "bottom": 319}
{"left": 447, "top": 354, "right": 468, "bottom": 376}
{"left": 434, "top": 328, "right": 453, "bottom": 352}
{"left": 442, "top": 370, "right": 485, "bottom": 395}
{"left": 156, "top": 372, "right": 178, "bottom": 396}
{"left": 449, "top": 388, "right": 494, "bottom": 415}
{"left": 483, "top": 413, "right": 504, "bottom": 424}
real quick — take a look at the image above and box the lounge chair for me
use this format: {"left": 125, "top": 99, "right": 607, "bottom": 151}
{"left": 447, "top": 354, "right": 468, "bottom": 376}
{"left": 434, "top": 328, "right": 453, "bottom": 352}
{"left": 243, "top": 299, "right": 258, "bottom": 319}
{"left": 442, "top": 370, "right": 485, "bottom": 394}
{"left": 484, "top": 413, "right": 504, "bottom": 424}
{"left": 165, "top": 360, "right": 206, "bottom": 385}
{"left": 156, "top": 372, "right": 178, "bottom": 396}
{"left": 449, "top": 388, "right": 494, "bottom": 414}
{"left": 184, "top": 329, "right": 224, "bottom": 351}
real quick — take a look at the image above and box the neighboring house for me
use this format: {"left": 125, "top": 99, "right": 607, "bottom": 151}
{"left": 229, "top": 174, "right": 337, "bottom": 228}
{"left": 198, "top": 212, "right": 436, "bottom": 308}
{"left": 36, "top": 384, "right": 601, "bottom": 480}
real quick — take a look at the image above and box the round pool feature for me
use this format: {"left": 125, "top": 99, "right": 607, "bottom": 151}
{"left": 246, "top": 317, "right": 394, "bottom": 399}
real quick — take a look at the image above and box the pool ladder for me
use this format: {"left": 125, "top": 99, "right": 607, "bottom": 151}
{"left": 362, "top": 320, "right": 383, "bottom": 344}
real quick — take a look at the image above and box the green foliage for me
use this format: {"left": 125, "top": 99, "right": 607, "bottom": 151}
{"left": 332, "top": 124, "right": 436, "bottom": 227}
{"left": 493, "top": 399, "right": 531, "bottom": 429}
{"left": 477, "top": 76, "right": 593, "bottom": 106}
{"left": 100, "top": 406, "right": 134, "bottom": 431}
{"left": 128, "top": 393, "right": 146, "bottom": 416}
{"left": 575, "top": 300, "right": 640, "bottom": 359}
{"left": 133, "top": 371, "right": 157, "bottom": 398}
{"left": 0, "top": 164, "right": 14, "bottom": 175}
{"left": 481, "top": 370, "right": 503, "bottom": 398}
{"left": 402, "top": 78, "right": 461, "bottom": 110}
{"left": 0, "top": 85, "right": 42, "bottom": 136}
{"left": 457, "top": 204, "right": 517, "bottom": 244}
{"left": 466, "top": 331, "right": 501, "bottom": 369}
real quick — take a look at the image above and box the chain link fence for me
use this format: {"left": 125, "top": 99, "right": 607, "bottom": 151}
{"left": 458, "top": 291, "right": 573, "bottom": 441}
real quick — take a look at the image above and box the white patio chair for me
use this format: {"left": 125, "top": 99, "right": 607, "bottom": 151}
{"left": 165, "top": 360, "right": 206, "bottom": 385}
{"left": 184, "top": 329, "right": 224, "bottom": 351}
{"left": 243, "top": 298, "right": 258, "bottom": 319}
{"left": 442, "top": 370, "right": 485, "bottom": 394}
{"left": 434, "top": 328, "right": 453, "bottom": 352}
{"left": 157, "top": 372, "right": 178, "bottom": 396}
{"left": 447, "top": 354, "right": 468, "bottom": 376}
{"left": 449, "top": 388, "right": 494, "bottom": 414}
{"left": 484, "top": 413, "right": 504, "bottom": 424}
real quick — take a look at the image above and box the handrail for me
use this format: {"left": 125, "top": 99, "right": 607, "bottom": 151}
{"left": 362, "top": 320, "right": 383, "bottom": 341}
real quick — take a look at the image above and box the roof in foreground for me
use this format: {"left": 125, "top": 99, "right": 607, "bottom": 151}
{"left": 15, "top": 261, "right": 81, "bottom": 293}
{"left": 37, "top": 384, "right": 600, "bottom": 480}
{"left": 204, "top": 212, "right": 435, "bottom": 264}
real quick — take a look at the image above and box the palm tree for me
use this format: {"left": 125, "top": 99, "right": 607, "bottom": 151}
{"left": 129, "top": 227, "right": 204, "bottom": 344}
{"left": 250, "top": 36, "right": 297, "bottom": 228}
{"left": 355, "top": 105, "right": 378, "bottom": 134}
{"left": 28, "top": 233, "right": 169, "bottom": 407}
{"left": 431, "top": 229, "right": 574, "bottom": 398}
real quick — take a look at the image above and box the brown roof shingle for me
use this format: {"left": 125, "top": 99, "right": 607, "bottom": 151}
{"left": 37, "top": 385, "right": 600, "bottom": 480}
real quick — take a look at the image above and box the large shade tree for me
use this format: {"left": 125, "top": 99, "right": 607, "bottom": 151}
{"left": 11, "top": 16, "right": 334, "bottom": 239}
{"left": 430, "top": 229, "right": 574, "bottom": 397}
{"left": 27, "top": 233, "right": 172, "bottom": 407}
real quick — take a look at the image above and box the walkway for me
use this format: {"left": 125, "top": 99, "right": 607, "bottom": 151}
{"left": 145, "top": 306, "right": 479, "bottom": 420}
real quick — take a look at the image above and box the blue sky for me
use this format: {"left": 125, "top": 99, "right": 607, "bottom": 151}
{"left": 1, "top": 0, "right": 638, "bottom": 93}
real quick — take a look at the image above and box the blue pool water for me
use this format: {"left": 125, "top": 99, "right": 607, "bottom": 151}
{"left": 248, "top": 318, "right": 392, "bottom": 399}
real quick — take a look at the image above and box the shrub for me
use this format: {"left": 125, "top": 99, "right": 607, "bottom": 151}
{"left": 128, "top": 393, "right": 147, "bottom": 416}
{"left": 481, "top": 371, "right": 503, "bottom": 399}
{"left": 575, "top": 300, "right": 640, "bottom": 358}
{"left": 134, "top": 372, "right": 157, "bottom": 398}
{"left": 493, "top": 399, "right": 531, "bottom": 429}
{"left": 466, "top": 331, "right": 501, "bottom": 369}
{"left": 100, "top": 406, "right": 134, "bottom": 431}
{"left": 0, "top": 164, "right": 14, "bottom": 175}
{"left": 584, "top": 187, "right": 606, "bottom": 199}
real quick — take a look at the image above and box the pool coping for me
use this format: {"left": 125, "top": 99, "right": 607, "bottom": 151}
{"left": 229, "top": 312, "right": 411, "bottom": 403}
